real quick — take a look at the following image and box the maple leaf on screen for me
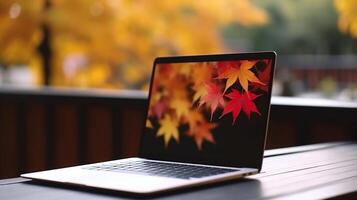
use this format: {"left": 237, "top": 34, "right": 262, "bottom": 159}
{"left": 170, "top": 97, "right": 191, "bottom": 119}
{"left": 157, "top": 115, "right": 180, "bottom": 146}
{"left": 192, "top": 83, "right": 208, "bottom": 103}
{"left": 220, "top": 90, "right": 261, "bottom": 124}
{"left": 199, "top": 82, "right": 225, "bottom": 120}
{"left": 178, "top": 63, "right": 193, "bottom": 77}
{"left": 217, "top": 60, "right": 264, "bottom": 92}
{"left": 252, "top": 59, "right": 272, "bottom": 92}
{"left": 150, "top": 100, "right": 168, "bottom": 119}
{"left": 191, "top": 63, "right": 215, "bottom": 102}
{"left": 184, "top": 110, "right": 205, "bottom": 130}
{"left": 192, "top": 63, "right": 215, "bottom": 85}
{"left": 169, "top": 78, "right": 189, "bottom": 99}
{"left": 187, "top": 120, "right": 216, "bottom": 150}
{"left": 157, "top": 63, "right": 175, "bottom": 79}
{"left": 146, "top": 119, "right": 153, "bottom": 128}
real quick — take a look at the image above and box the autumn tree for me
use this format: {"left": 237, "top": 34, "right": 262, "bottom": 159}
{"left": 0, "top": 0, "right": 268, "bottom": 89}
{"left": 335, "top": 0, "right": 357, "bottom": 37}
{"left": 0, "top": 0, "right": 44, "bottom": 84}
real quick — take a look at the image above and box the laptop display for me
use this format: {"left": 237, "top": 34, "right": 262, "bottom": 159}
{"left": 141, "top": 52, "right": 275, "bottom": 170}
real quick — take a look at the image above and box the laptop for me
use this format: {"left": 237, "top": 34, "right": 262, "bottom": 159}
{"left": 21, "top": 52, "right": 276, "bottom": 195}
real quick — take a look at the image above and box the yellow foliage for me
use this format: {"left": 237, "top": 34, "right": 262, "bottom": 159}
{"left": 0, "top": 0, "right": 268, "bottom": 89}
{"left": 0, "top": 0, "right": 44, "bottom": 64}
{"left": 335, "top": 0, "right": 357, "bottom": 37}
{"left": 28, "top": 54, "right": 43, "bottom": 85}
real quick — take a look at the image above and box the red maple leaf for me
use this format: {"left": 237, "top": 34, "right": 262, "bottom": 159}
{"left": 217, "top": 61, "right": 241, "bottom": 77}
{"left": 220, "top": 90, "right": 261, "bottom": 124}
{"left": 199, "top": 82, "right": 225, "bottom": 120}
{"left": 252, "top": 59, "right": 272, "bottom": 92}
{"left": 150, "top": 100, "right": 168, "bottom": 119}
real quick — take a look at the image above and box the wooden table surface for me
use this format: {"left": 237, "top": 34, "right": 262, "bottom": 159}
{"left": 1, "top": 142, "right": 357, "bottom": 200}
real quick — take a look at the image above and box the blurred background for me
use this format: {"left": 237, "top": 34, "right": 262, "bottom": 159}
{"left": 2, "top": 0, "right": 357, "bottom": 180}
{"left": 0, "top": 0, "right": 357, "bottom": 101}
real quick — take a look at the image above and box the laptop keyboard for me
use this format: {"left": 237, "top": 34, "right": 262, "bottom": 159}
{"left": 82, "top": 160, "right": 239, "bottom": 179}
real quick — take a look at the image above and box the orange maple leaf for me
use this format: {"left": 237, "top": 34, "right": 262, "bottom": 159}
{"left": 191, "top": 63, "right": 215, "bottom": 102}
{"left": 184, "top": 110, "right": 205, "bottom": 129}
{"left": 178, "top": 63, "right": 193, "bottom": 77}
{"left": 187, "top": 120, "right": 216, "bottom": 150}
{"left": 191, "top": 62, "right": 215, "bottom": 86}
{"left": 217, "top": 60, "right": 264, "bottom": 92}
{"left": 199, "top": 82, "right": 225, "bottom": 120}
{"left": 157, "top": 114, "right": 179, "bottom": 146}
{"left": 168, "top": 78, "right": 189, "bottom": 99}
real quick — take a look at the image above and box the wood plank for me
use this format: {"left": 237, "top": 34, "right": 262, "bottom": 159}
{"left": 118, "top": 108, "right": 145, "bottom": 158}
{"left": 259, "top": 146, "right": 357, "bottom": 176}
{"left": 253, "top": 143, "right": 357, "bottom": 198}
{"left": 264, "top": 141, "right": 348, "bottom": 157}
{"left": 0, "top": 103, "right": 20, "bottom": 179}
{"left": 273, "top": 177, "right": 357, "bottom": 200}
{"left": 53, "top": 104, "right": 79, "bottom": 168}
{"left": 24, "top": 103, "right": 47, "bottom": 173}
{"left": 259, "top": 167, "right": 357, "bottom": 198}
{"left": 86, "top": 106, "right": 113, "bottom": 163}
{"left": 260, "top": 159, "right": 357, "bottom": 182}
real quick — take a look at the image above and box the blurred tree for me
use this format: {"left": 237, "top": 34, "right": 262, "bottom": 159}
{"left": 0, "top": 0, "right": 44, "bottom": 84}
{"left": 335, "top": 0, "right": 357, "bottom": 37}
{"left": 0, "top": 0, "right": 268, "bottom": 89}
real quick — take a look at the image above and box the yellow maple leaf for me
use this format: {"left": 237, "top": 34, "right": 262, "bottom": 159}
{"left": 170, "top": 97, "right": 191, "bottom": 119}
{"left": 157, "top": 114, "right": 179, "bottom": 146}
{"left": 192, "top": 83, "right": 208, "bottom": 103}
{"left": 163, "top": 71, "right": 188, "bottom": 99}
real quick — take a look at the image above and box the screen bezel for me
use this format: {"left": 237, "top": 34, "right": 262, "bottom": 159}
{"left": 139, "top": 52, "right": 276, "bottom": 171}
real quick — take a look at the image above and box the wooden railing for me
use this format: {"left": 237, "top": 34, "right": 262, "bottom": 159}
{"left": 0, "top": 87, "right": 148, "bottom": 178}
{"left": 1, "top": 87, "right": 356, "bottom": 179}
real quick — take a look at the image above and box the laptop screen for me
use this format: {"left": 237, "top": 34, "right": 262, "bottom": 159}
{"left": 140, "top": 52, "right": 276, "bottom": 170}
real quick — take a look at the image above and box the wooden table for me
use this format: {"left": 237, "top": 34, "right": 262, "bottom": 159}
{"left": 1, "top": 142, "right": 357, "bottom": 200}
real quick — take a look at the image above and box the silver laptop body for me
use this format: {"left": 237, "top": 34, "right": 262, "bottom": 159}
{"left": 22, "top": 52, "right": 276, "bottom": 195}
